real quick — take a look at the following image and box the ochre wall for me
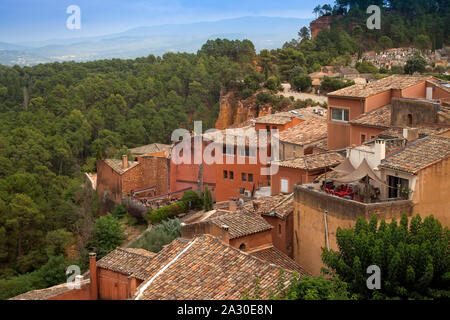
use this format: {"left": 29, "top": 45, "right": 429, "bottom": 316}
{"left": 96, "top": 160, "right": 123, "bottom": 203}
{"left": 327, "top": 122, "right": 351, "bottom": 150}
{"left": 401, "top": 82, "right": 427, "bottom": 99}
{"left": 271, "top": 166, "right": 324, "bottom": 195}
{"left": 215, "top": 145, "right": 271, "bottom": 202}
{"left": 327, "top": 97, "right": 364, "bottom": 150}
{"left": 280, "top": 142, "right": 306, "bottom": 161}
{"left": 263, "top": 214, "right": 294, "bottom": 258}
{"left": 411, "top": 158, "right": 450, "bottom": 227}
{"left": 170, "top": 139, "right": 217, "bottom": 198}
{"left": 349, "top": 124, "right": 386, "bottom": 146}
{"left": 229, "top": 229, "right": 273, "bottom": 251}
{"left": 365, "top": 90, "right": 391, "bottom": 112}
{"left": 97, "top": 268, "right": 143, "bottom": 300}
{"left": 48, "top": 283, "right": 92, "bottom": 300}
{"left": 294, "top": 187, "right": 413, "bottom": 275}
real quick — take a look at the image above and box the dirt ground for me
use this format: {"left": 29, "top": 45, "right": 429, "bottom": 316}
{"left": 279, "top": 83, "right": 328, "bottom": 105}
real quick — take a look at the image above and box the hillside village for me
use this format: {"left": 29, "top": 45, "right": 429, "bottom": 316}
{"left": 12, "top": 74, "right": 450, "bottom": 300}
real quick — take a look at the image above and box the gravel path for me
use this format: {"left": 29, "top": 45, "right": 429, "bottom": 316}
{"left": 279, "top": 83, "right": 328, "bottom": 105}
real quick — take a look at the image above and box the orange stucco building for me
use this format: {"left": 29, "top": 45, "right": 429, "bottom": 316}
{"left": 326, "top": 75, "right": 449, "bottom": 151}
{"left": 96, "top": 154, "right": 169, "bottom": 205}
{"left": 271, "top": 152, "right": 345, "bottom": 195}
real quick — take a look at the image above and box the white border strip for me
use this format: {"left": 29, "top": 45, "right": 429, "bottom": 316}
{"left": 134, "top": 238, "right": 198, "bottom": 300}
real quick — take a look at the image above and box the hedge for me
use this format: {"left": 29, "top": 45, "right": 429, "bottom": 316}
{"left": 148, "top": 201, "right": 188, "bottom": 224}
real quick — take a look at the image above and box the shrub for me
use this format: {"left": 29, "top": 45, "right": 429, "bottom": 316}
{"left": 290, "top": 74, "right": 312, "bottom": 92}
{"left": 203, "top": 186, "right": 213, "bottom": 211}
{"left": 112, "top": 204, "right": 127, "bottom": 219}
{"left": 264, "top": 76, "right": 281, "bottom": 92}
{"left": 122, "top": 198, "right": 147, "bottom": 224}
{"left": 130, "top": 218, "right": 181, "bottom": 253}
{"left": 89, "top": 214, "right": 125, "bottom": 258}
{"left": 181, "top": 190, "right": 203, "bottom": 210}
{"left": 321, "top": 214, "right": 450, "bottom": 300}
{"left": 148, "top": 202, "right": 187, "bottom": 224}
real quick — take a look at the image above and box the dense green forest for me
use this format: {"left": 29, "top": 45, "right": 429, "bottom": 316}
{"left": 0, "top": 0, "right": 448, "bottom": 300}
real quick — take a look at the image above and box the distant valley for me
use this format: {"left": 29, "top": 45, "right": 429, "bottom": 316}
{"left": 0, "top": 16, "right": 311, "bottom": 66}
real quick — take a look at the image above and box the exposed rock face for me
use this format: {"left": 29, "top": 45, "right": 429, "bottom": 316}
{"left": 215, "top": 88, "right": 272, "bottom": 129}
{"left": 310, "top": 15, "right": 343, "bottom": 40}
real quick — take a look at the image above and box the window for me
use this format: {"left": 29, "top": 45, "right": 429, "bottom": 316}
{"left": 361, "top": 134, "right": 366, "bottom": 143}
{"left": 331, "top": 108, "right": 349, "bottom": 122}
{"left": 407, "top": 114, "right": 413, "bottom": 126}
{"left": 242, "top": 173, "right": 247, "bottom": 182}
{"left": 229, "top": 171, "right": 234, "bottom": 180}
{"left": 223, "top": 170, "right": 228, "bottom": 179}
{"left": 388, "top": 176, "right": 409, "bottom": 199}
{"left": 223, "top": 144, "right": 234, "bottom": 156}
{"left": 239, "top": 243, "right": 246, "bottom": 251}
{"left": 272, "top": 126, "right": 277, "bottom": 130}
{"left": 281, "top": 179, "right": 289, "bottom": 193}
{"left": 248, "top": 174, "right": 254, "bottom": 182}
{"left": 239, "top": 188, "right": 245, "bottom": 195}
{"left": 239, "top": 146, "right": 257, "bottom": 158}
{"left": 266, "top": 125, "right": 270, "bottom": 132}
{"left": 278, "top": 224, "right": 282, "bottom": 235}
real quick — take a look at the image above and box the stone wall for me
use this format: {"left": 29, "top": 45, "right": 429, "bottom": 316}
{"left": 293, "top": 185, "right": 413, "bottom": 275}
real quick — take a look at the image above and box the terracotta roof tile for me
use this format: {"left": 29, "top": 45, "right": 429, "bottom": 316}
{"left": 250, "top": 246, "right": 309, "bottom": 275}
{"left": 241, "top": 194, "right": 293, "bottom": 219}
{"left": 104, "top": 159, "right": 139, "bottom": 175}
{"left": 9, "top": 281, "right": 90, "bottom": 300}
{"left": 328, "top": 75, "right": 433, "bottom": 98}
{"left": 97, "top": 248, "right": 155, "bottom": 280}
{"left": 209, "top": 213, "right": 273, "bottom": 239}
{"left": 278, "top": 117, "right": 327, "bottom": 146}
{"left": 130, "top": 143, "right": 171, "bottom": 156}
{"left": 134, "top": 235, "right": 304, "bottom": 300}
{"left": 380, "top": 135, "right": 450, "bottom": 174}
{"left": 349, "top": 105, "right": 391, "bottom": 128}
{"left": 276, "top": 152, "right": 345, "bottom": 171}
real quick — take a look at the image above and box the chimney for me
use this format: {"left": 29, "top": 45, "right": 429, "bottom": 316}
{"left": 122, "top": 155, "right": 128, "bottom": 169}
{"left": 228, "top": 199, "right": 237, "bottom": 212}
{"left": 221, "top": 225, "right": 230, "bottom": 244}
{"left": 403, "top": 128, "right": 419, "bottom": 142}
{"left": 374, "top": 139, "right": 386, "bottom": 166}
{"left": 89, "top": 252, "right": 98, "bottom": 300}
{"left": 129, "top": 276, "right": 138, "bottom": 298}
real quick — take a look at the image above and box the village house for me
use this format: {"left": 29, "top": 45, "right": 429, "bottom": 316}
{"left": 130, "top": 143, "right": 172, "bottom": 160}
{"left": 180, "top": 209, "right": 274, "bottom": 252}
{"left": 168, "top": 135, "right": 217, "bottom": 201}
{"left": 270, "top": 152, "right": 345, "bottom": 195}
{"left": 278, "top": 116, "right": 328, "bottom": 161}
{"left": 11, "top": 235, "right": 309, "bottom": 300}
{"left": 96, "top": 154, "right": 169, "bottom": 205}
{"left": 203, "top": 126, "right": 272, "bottom": 202}
{"left": 241, "top": 195, "right": 295, "bottom": 257}
{"left": 327, "top": 75, "right": 450, "bottom": 150}
{"left": 292, "top": 134, "right": 450, "bottom": 275}
{"left": 182, "top": 195, "right": 297, "bottom": 258}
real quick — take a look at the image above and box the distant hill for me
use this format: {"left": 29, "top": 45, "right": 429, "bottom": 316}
{"left": 0, "top": 16, "right": 312, "bottom": 66}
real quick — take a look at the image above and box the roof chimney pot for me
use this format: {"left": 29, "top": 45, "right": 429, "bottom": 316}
{"left": 122, "top": 155, "right": 128, "bottom": 169}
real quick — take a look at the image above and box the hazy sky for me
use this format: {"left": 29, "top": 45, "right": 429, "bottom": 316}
{"left": 0, "top": 0, "right": 330, "bottom": 43}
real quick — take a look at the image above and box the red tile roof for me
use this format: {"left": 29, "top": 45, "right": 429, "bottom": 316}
{"left": 242, "top": 194, "right": 293, "bottom": 219}
{"left": 250, "top": 245, "right": 309, "bottom": 275}
{"left": 380, "top": 135, "right": 450, "bottom": 174}
{"left": 349, "top": 105, "right": 391, "bottom": 128}
{"left": 276, "top": 152, "right": 345, "bottom": 171}
{"left": 133, "top": 235, "right": 304, "bottom": 300}
{"left": 209, "top": 212, "right": 273, "bottom": 239}
{"left": 328, "top": 75, "right": 433, "bottom": 98}
{"left": 97, "top": 248, "right": 155, "bottom": 280}
{"left": 278, "top": 117, "right": 327, "bottom": 146}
